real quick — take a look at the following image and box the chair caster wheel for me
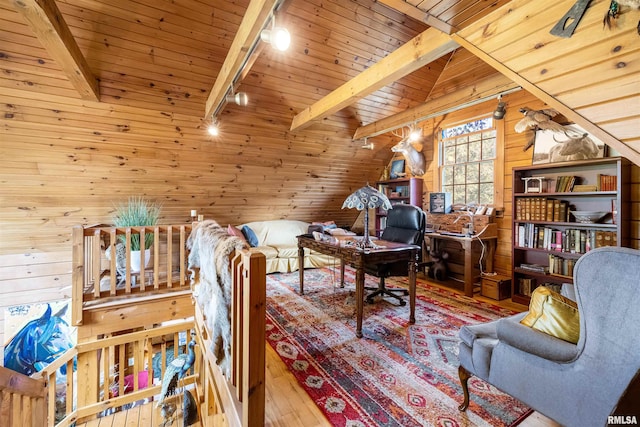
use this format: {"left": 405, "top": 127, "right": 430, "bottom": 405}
{"left": 399, "top": 300, "right": 406, "bottom": 306}
{"left": 366, "top": 298, "right": 375, "bottom": 304}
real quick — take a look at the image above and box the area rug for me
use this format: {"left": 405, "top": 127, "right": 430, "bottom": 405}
{"left": 265, "top": 266, "right": 530, "bottom": 427}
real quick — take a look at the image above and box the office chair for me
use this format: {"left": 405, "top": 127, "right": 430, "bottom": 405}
{"left": 365, "top": 204, "right": 426, "bottom": 306}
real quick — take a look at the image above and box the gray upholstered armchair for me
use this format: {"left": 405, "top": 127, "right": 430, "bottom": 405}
{"left": 457, "top": 246, "right": 640, "bottom": 427}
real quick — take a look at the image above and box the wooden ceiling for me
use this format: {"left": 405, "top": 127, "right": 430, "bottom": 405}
{"left": 0, "top": 0, "right": 638, "bottom": 250}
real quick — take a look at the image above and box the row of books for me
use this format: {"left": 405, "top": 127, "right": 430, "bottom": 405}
{"left": 548, "top": 254, "right": 575, "bottom": 277}
{"left": 518, "top": 278, "right": 563, "bottom": 296}
{"left": 598, "top": 174, "right": 617, "bottom": 191}
{"left": 515, "top": 198, "right": 569, "bottom": 222}
{"left": 555, "top": 175, "right": 578, "bottom": 192}
{"left": 515, "top": 223, "right": 618, "bottom": 253}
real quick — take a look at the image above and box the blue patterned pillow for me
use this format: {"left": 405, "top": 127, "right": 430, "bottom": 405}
{"left": 241, "top": 225, "right": 259, "bottom": 247}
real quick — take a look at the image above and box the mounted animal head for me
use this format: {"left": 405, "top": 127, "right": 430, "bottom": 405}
{"left": 4, "top": 304, "right": 75, "bottom": 376}
{"left": 391, "top": 128, "right": 426, "bottom": 176}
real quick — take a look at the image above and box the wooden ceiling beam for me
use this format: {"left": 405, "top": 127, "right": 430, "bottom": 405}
{"left": 377, "top": 0, "right": 455, "bottom": 34}
{"left": 290, "top": 28, "right": 458, "bottom": 132}
{"left": 353, "top": 73, "right": 519, "bottom": 140}
{"left": 204, "top": 0, "right": 278, "bottom": 120}
{"left": 12, "top": 0, "right": 99, "bottom": 101}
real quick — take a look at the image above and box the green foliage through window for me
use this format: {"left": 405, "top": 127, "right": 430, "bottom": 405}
{"left": 440, "top": 118, "right": 495, "bottom": 205}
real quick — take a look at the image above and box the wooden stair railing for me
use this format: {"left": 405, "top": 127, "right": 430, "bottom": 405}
{"left": 0, "top": 366, "right": 47, "bottom": 427}
{"left": 36, "top": 320, "right": 197, "bottom": 427}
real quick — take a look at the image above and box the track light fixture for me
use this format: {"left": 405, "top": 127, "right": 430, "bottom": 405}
{"left": 207, "top": 118, "right": 220, "bottom": 136}
{"left": 260, "top": 16, "right": 290, "bottom": 51}
{"left": 493, "top": 95, "right": 506, "bottom": 120}
{"left": 361, "top": 138, "right": 374, "bottom": 150}
{"left": 225, "top": 92, "right": 249, "bottom": 106}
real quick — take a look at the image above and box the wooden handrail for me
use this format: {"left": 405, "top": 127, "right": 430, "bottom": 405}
{"left": 0, "top": 366, "right": 47, "bottom": 426}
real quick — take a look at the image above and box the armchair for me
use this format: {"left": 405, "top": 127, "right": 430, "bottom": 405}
{"left": 457, "top": 246, "right": 640, "bottom": 427}
{"left": 364, "top": 204, "right": 426, "bottom": 306}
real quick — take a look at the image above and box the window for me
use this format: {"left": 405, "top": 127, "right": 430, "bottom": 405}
{"left": 440, "top": 117, "right": 496, "bottom": 205}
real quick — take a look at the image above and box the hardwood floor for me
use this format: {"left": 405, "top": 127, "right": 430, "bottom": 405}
{"left": 79, "top": 275, "right": 561, "bottom": 427}
{"left": 261, "top": 275, "right": 561, "bottom": 427}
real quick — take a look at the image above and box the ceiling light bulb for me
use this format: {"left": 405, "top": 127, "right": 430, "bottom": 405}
{"left": 408, "top": 128, "right": 422, "bottom": 142}
{"left": 207, "top": 122, "right": 219, "bottom": 136}
{"left": 261, "top": 27, "right": 290, "bottom": 51}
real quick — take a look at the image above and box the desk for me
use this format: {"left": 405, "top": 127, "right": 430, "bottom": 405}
{"left": 297, "top": 235, "right": 419, "bottom": 338}
{"left": 425, "top": 223, "right": 498, "bottom": 297}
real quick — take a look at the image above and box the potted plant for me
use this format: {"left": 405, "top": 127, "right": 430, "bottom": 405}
{"left": 111, "top": 196, "right": 162, "bottom": 272}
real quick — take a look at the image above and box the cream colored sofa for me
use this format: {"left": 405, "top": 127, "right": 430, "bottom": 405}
{"left": 239, "top": 220, "right": 337, "bottom": 274}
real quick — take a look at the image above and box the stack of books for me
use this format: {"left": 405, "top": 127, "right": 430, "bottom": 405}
{"left": 555, "top": 176, "right": 578, "bottom": 192}
{"left": 598, "top": 174, "right": 617, "bottom": 191}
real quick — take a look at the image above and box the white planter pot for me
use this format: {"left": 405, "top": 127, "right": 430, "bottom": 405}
{"left": 131, "top": 248, "right": 151, "bottom": 273}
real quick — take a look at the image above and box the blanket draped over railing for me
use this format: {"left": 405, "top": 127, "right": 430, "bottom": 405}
{"left": 187, "top": 220, "right": 247, "bottom": 378}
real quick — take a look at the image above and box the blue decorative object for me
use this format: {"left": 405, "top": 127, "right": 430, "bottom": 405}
{"left": 4, "top": 303, "right": 75, "bottom": 376}
{"left": 389, "top": 159, "right": 405, "bottom": 179}
{"left": 241, "top": 225, "right": 259, "bottom": 247}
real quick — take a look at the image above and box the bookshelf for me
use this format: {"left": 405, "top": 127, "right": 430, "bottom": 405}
{"left": 511, "top": 157, "right": 630, "bottom": 305}
{"left": 375, "top": 178, "right": 423, "bottom": 236}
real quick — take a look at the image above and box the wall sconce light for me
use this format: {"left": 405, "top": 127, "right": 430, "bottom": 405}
{"left": 260, "top": 25, "right": 291, "bottom": 51}
{"left": 225, "top": 92, "right": 249, "bottom": 106}
{"left": 207, "top": 118, "right": 220, "bottom": 136}
{"left": 493, "top": 95, "right": 506, "bottom": 120}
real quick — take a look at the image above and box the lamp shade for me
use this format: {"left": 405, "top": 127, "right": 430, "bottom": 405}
{"left": 342, "top": 185, "right": 392, "bottom": 248}
{"left": 342, "top": 185, "right": 392, "bottom": 211}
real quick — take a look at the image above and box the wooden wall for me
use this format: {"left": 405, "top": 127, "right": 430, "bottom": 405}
{"left": 1, "top": 0, "right": 638, "bottom": 357}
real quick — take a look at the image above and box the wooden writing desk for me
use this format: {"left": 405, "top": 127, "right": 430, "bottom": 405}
{"left": 297, "top": 234, "right": 419, "bottom": 338}
{"left": 425, "top": 223, "right": 498, "bottom": 297}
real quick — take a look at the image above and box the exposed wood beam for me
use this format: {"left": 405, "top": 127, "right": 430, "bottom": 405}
{"left": 12, "top": 0, "right": 99, "bottom": 101}
{"left": 377, "top": 0, "right": 455, "bottom": 34}
{"left": 290, "top": 28, "right": 459, "bottom": 132}
{"left": 354, "top": 73, "right": 520, "bottom": 140}
{"left": 204, "top": 0, "right": 278, "bottom": 120}
{"left": 450, "top": 32, "right": 640, "bottom": 166}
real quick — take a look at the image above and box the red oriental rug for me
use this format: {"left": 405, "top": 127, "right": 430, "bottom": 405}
{"left": 265, "top": 266, "right": 530, "bottom": 427}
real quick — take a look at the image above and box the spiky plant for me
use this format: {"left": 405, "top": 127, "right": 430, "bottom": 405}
{"left": 112, "top": 196, "right": 162, "bottom": 250}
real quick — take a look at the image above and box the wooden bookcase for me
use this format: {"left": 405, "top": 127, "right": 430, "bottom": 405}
{"left": 375, "top": 178, "right": 423, "bottom": 237}
{"left": 511, "top": 157, "right": 630, "bottom": 305}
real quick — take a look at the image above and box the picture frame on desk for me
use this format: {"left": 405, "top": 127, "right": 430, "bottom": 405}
{"left": 429, "top": 192, "right": 452, "bottom": 213}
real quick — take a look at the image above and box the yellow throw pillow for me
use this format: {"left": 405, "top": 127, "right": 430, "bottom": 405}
{"left": 520, "top": 286, "right": 580, "bottom": 344}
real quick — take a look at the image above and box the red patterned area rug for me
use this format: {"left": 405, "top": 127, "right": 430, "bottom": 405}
{"left": 265, "top": 266, "right": 530, "bottom": 427}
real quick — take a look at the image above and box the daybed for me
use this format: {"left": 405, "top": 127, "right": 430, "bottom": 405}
{"left": 230, "top": 219, "right": 339, "bottom": 273}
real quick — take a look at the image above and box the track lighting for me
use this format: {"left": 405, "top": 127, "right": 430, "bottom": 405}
{"left": 361, "top": 138, "right": 374, "bottom": 150}
{"left": 493, "top": 95, "right": 506, "bottom": 120}
{"left": 207, "top": 119, "right": 219, "bottom": 136}
{"left": 260, "top": 26, "right": 290, "bottom": 51}
{"left": 225, "top": 92, "right": 249, "bottom": 106}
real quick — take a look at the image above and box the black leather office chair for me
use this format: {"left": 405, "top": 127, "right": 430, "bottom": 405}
{"left": 365, "top": 204, "right": 426, "bottom": 306}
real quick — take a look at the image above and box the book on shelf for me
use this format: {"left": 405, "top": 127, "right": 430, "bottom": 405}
{"left": 518, "top": 277, "right": 537, "bottom": 296}
{"left": 519, "top": 263, "right": 549, "bottom": 273}
{"left": 572, "top": 184, "right": 598, "bottom": 192}
{"left": 597, "top": 174, "right": 617, "bottom": 191}
{"left": 555, "top": 175, "right": 579, "bottom": 192}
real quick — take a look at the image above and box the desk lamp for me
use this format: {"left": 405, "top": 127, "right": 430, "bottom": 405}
{"left": 341, "top": 184, "right": 392, "bottom": 248}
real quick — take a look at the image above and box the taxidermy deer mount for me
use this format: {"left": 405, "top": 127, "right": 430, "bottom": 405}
{"left": 391, "top": 126, "right": 426, "bottom": 176}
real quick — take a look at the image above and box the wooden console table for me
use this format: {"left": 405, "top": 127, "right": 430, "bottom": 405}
{"left": 425, "top": 223, "right": 498, "bottom": 297}
{"left": 297, "top": 234, "right": 420, "bottom": 338}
